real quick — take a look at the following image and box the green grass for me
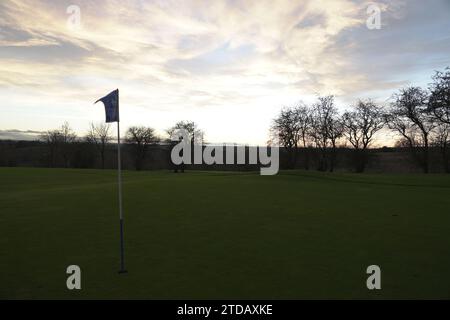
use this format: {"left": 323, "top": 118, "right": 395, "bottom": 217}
{"left": 1, "top": 167, "right": 450, "bottom": 299}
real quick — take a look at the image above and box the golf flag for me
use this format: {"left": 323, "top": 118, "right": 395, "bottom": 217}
{"left": 95, "top": 89, "right": 119, "bottom": 123}
{"left": 94, "top": 88, "right": 126, "bottom": 273}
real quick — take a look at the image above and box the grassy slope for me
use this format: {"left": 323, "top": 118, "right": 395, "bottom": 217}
{"left": 0, "top": 167, "right": 449, "bottom": 299}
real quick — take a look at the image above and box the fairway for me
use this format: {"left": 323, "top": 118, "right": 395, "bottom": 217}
{"left": 1, "top": 167, "right": 450, "bottom": 299}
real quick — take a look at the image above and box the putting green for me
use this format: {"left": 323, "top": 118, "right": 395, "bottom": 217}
{"left": 1, "top": 167, "right": 449, "bottom": 299}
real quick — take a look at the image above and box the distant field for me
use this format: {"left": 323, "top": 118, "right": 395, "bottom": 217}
{"left": 1, "top": 167, "right": 450, "bottom": 299}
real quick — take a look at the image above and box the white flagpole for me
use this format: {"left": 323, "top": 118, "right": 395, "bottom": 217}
{"left": 117, "top": 98, "right": 126, "bottom": 274}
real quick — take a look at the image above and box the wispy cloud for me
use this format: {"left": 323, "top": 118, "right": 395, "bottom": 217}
{"left": 0, "top": 129, "right": 43, "bottom": 140}
{"left": 0, "top": 0, "right": 449, "bottom": 144}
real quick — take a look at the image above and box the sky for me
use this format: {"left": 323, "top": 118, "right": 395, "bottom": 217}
{"left": 0, "top": 0, "right": 449, "bottom": 145}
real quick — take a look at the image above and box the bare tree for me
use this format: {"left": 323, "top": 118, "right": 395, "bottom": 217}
{"left": 60, "top": 122, "right": 77, "bottom": 168}
{"left": 327, "top": 113, "right": 344, "bottom": 148}
{"left": 385, "top": 111, "right": 417, "bottom": 149}
{"left": 342, "top": 99, "right": 384, "bottom": 172}
{"left": 429, "top": 67, "right": 450, "bottom": 173}
{"left": 40, "top": 129, "right": 62, "bottom": 167}
{"left": 166, "top": 121, "right": 204, "bottom": 172}
{"left": 386, "top": 87, "right": 435, "bottom": 173}
{"left": 309, "top": 96, "right": 343, "bottom": 172}
{"left": 86, "top": 122, "right": 111, "bottom": 169}
{"left": 310, "top": 98, "right": 330, "bottom": 150}
{"left": 167, "top": 121, "right": 204, "bottom": 144}
{"left": 294, "top": 104, "right": 313, "bottom": 169}
{"left": 126, "top": 126, "right": 159, "bottom": 170}
{"left": 40, "top": 122, "right": 76, "bottom": 167}
{"left": 327, "top": 117, "right": 344, "bottom": 173}
{"left": 271, "top": 103, "right": 313, "bottom": 169}
{"left": 271, "top": 108, "right": 301, "bottom": 168}
{"left": 429, "top": 67, "right": 450, "bottom": 125}
{"left": 431, "top": 121, "right": 450, "bottom": 173}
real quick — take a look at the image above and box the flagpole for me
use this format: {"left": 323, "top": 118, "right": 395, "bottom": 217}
{"left": 94, "top": 89, "right": 126, "bottom": 274}
{"left": 117, "top": 107, "right": 126, "bottom": 274}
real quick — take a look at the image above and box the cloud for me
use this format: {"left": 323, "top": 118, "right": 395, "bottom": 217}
{"left": 0, "top": 0, "right": 449, "bottom": 144}
{"left": 0, "top": 129, "right": 44, "bottom": 140}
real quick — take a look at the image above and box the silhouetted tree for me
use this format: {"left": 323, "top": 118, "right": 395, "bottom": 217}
{"left": 342, "top": 99, "right": 384, "bottom": 172}
{"left": 310, "top": 96, "right": 343, "bottom": 172}
{"left": 271, "top": 108, "right": 301, "bottom": 168}
{"left": 327, "top": 115, "right": 344, "bottom": 173}
{"left": 86, "top": 122, "right": 111, "bottom": 169}
{"left": 295, "top": 104, "right": 313, "bottom": 169}
{"left": 126, "top": 126, "right": 159, "bottom": 170}
{"left": 167, "top": 120, "right": 204, "bottom": 144}
{"left": 40, "top": 122, "right": 76, "bottom": 167}
{"left": 429, "top": 67, "right": 450, "bottom": 125}
{"left": 167, "top": 121, "right": 204, "bottom": 172}
{"left": 40, "top": 129, "right": 62, "bottom": 167}
{"left": 431, "top": 121, "right": 450, "bottom": 173}
{"left": 386, "top": 87, "right": 435, "bottom": 173}
{"left": 60, "top": 122, "right": 77, "bottom": 168}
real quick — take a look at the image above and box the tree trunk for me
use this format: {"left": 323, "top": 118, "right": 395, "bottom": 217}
{"left": 423, "top": 136, "right": 429, "bottom": 174}
{"left": 100, "top": 148, "right": 105, "bottom": 169}
{"left": 329, "top": 143, "right": 337, "bottom": 172}
{"left": 355, "top": 149, "right": 369, "bottom": 173}
{"left": 442, "top": 145, "right": 450, "bottom": 173}
{"left": 304, "top": 148, "right": 310, "bottom": 170}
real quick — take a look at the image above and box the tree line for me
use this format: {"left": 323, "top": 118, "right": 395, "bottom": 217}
{"left": 270, "top": 67, "right": 450, "bottom": 173}
{"left": 39, "top": 120, "right": 203, "bottom": 170}
{"left": 20, "top": 67, "right": 450, "bottom": 173}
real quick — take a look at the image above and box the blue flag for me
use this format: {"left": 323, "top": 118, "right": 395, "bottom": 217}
{"left": 95, "top": 89, "right": 119, "bottom": 123}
